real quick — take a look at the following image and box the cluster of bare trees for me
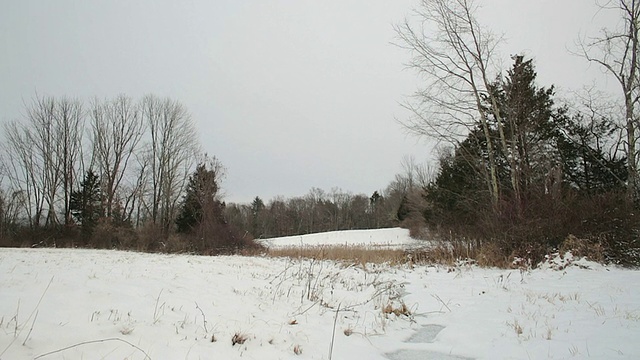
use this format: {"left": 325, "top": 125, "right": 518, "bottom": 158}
{"left": 3, "top": 96, "right": 84, "bottom": 228}
{"left": 0, "top": 94, "right": 198, "bottom": 245}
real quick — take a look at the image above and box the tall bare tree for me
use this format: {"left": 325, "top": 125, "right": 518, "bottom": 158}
{"left": 90, "top": 95, "right": 144, "bottom": 220}
{"left": 27, "top": 96, "right": 60, "bottom": 226}
{"left": 394, "top": 0, "right": 511, "bottom": 209}
{"left": 140, "top": 95, "right": 198, "bottom": 234}
{"left": 3, "top": 120, "right": 43, "bottom": 227}
{"left": 579, "top": 0, "right": 640, "bottom": 202}
{"left": 55, "top": 97, "right": 84, "bottom": 226}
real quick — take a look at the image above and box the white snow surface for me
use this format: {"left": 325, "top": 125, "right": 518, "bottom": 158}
{"left": 259, "top": 228, "right": 428, "bottom": 249}
{"left": 0, "top": 230, "right": 639, "bottom": 360}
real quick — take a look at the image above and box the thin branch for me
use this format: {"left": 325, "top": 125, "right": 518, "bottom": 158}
{"left": 34, "top": 338, "right": 151, "bottom": 359}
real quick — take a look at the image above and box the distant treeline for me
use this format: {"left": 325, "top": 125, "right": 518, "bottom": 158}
{"left": 0, "top": 94, "right": 421, "bottom": 253}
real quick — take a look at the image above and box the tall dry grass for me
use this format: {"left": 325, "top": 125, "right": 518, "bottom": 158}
{"left": 266, "top": 245, "right": 408, "bottom": 265}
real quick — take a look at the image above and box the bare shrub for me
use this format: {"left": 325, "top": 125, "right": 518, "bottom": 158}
{"left": 191, "top": 220, "right": 263, "bottom": 255}
{"left": 560, "top": 234, "right": 604, "bottom": 263}
{"left": 477, "top": 242, "right": 509, "bottom": 268}
{"left": 136, "top": 222, "right": 164, "bottom": 252}
{"left": 161, "top": 234, "right": 191, "bottom": 253}
{"left": 407, "top": 239, "right": 481, "bottom": 266}
{"left": 89, "top": 219, "right": 137, "bottom": 250}
{"left": 402, "top": 216, "right": 429, "bottom": 240}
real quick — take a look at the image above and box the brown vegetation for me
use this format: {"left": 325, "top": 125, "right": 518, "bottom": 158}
{"left": 266, "top": 245, "right": 407, "bottom": 265}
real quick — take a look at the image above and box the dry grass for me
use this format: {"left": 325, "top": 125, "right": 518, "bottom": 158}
{"left": 265, "top": 236, "right": 589, "bottom": 269}
{"left": 266, "top": 240, "right": 507, "bottom": 268}
{"left": 407, "top": 240, "right": 483, "bottom": 266}
{"left": 407, "top": 240, "right": 531, "bottom": 268}
{"left": 266, "top": 245, "right": 407, "bottom": 265}
{"left": 382, "top": 301, "right": 411, "bottom": 317}
{"left": 559, "top": 234, "right": 605, "bottom": 263}
{"left": 231, "top": 332, "right": 248, "bottom": 346}
{"left": 512, "top": 320, "right": 523, "bottom": 336}
{"left": 478, "top": 242, "right": 511, "bottom": 268}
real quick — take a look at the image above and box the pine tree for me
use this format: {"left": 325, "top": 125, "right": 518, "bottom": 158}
{"left": 487, "top": 55, "right": 563, "bottom": 203}
{"left": 558, "top": 114, "right": 628, "bottom": 194}
{"left": 175, "top": 163, "right": 220, "bottom": 233}
{"left": 70, "top": 170, "right": 103, "bottom": 237}
{"left": 250, "top": 196, "right": 265, "bottom": 238}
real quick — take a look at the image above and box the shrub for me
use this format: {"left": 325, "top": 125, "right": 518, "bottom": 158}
{"left": 89, "top": 218, "right": 137, "bottom": 250}
{"left": 559, "top": 234, "right": 604, "bottom": 263}
{"left": 136, "top": 222, "right": 165, "bottom": 252}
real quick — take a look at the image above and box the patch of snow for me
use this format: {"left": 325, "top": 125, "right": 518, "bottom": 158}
{"left": 259, "top": 228, "right": 429, "bottom": 250}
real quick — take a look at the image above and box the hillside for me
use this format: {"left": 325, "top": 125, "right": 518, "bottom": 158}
{"left": 259, "top": 228, "right": 427, "bottom": 249}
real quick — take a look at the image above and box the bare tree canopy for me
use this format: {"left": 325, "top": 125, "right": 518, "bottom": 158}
{"left": 578, "top": 0, "right": 640, "bottom": 202}
{"left": 2, "top": 96, "right": 84, "bottom": 227}
{"left": 90, "top": 95, "right": 144, "bottom": 220}
{"left": 140, "top": 94, "right": 199, "bottom": 235}
{"left": 394, "top": 0, "right": 505, "bottom": 207}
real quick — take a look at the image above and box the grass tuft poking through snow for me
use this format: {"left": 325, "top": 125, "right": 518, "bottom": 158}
{"left": 231, "top": 332, "right": 248, "bottom": 346}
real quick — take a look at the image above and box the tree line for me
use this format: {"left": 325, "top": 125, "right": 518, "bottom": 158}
{"left": 394, "top": 0, "right": 640, "bottom": 265}
{"left": 224, "top": 163, "right": 426, "bottom": 239}
{"left": 0, "top": 93, "right": 421, "bottom": 253}
{"left": 0, "top": 94, "right": 250, "bottom": 252}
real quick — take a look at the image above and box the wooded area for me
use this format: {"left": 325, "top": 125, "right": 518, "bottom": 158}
{"left": 0, "top": 93, "right": 421, "bottom": 253}
{"left": 393, "top": 0, "right": 640, "bottom": 265}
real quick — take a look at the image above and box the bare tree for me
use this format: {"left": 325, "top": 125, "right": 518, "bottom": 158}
{"left": 55, "top": 97, "right": 84, "bottom": 226}
{"left": 2, "top": 96, "right": 84, "bottom": 228}
{"left": 27, "top": 96, "right": 61, "bottom": 226}
{"left": 578, "top": 0, "right": 640, "bottom": 202}
{"left": 140, "top": 95, "right": 199, "bottom": 235}
{"left": 90, "top": 95, "right": 144, "bottom": 220}
{"left": 394, "top": 0, "right": 516, "bottom": 209}
{"left": 2, "top": 120, "right": 43, "bottom": 227}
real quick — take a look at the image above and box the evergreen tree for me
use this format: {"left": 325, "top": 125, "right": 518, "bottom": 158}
{"left": 175, "top": 163, "right": 221, "bottom": 233}
{"left": 478, "top": 55, "right": 565, "bottom": 206}
{"left": 250, "top": 196, "right": 265, "bottom": 238}
{"left": 70, "top": 170, "right": 103, "bottom": 237}
{"left": 423, "top": 130, "right": 494, "bottom": 230}
{"left": 424, "top": 56, "right": 629, "bottom": 251}
{"left": 369, "top": 191, "right": 383, "bottom": 227}
{"left": 558, "top": 114, "right": 627, "bottom": 194}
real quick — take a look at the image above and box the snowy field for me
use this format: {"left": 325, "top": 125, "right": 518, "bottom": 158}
{"left": 1, "top": 230, "right": 639, "bottom": 359}
{"left": 259, "top": 228, "right": 428, "bottom": 250}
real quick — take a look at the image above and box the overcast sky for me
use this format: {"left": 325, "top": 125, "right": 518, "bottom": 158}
{"left": 0, "top": 1, "right": 619, "bottom": 203}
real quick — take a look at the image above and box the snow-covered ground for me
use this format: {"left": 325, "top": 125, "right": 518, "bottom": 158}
{"left": 1, "top": 230, "right": 639, "bottom": 359}
{"left": 259, "top": 228, "right": 428, "bottom": 250}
